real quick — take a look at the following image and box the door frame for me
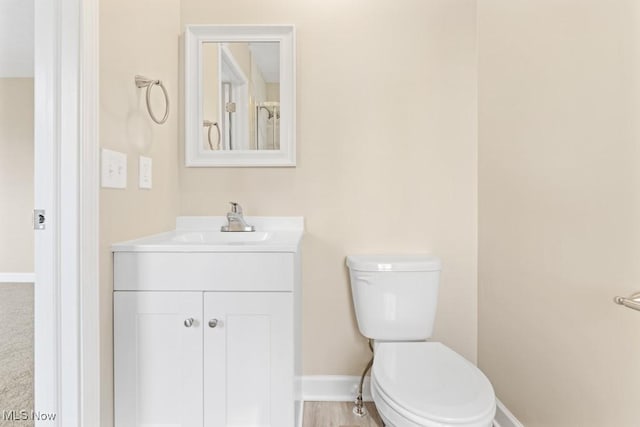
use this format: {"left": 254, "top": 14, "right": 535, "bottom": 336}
{"left": 34, "top": 0, "right": 99, "bottom": 425}
{"left": 218, "top": 44, "right": 249, "bottom": 150}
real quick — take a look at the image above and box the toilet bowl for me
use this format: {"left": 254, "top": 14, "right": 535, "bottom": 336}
{"left": 346, "top": 255, "right": 496, "bottom": 427}
{"left": 371, "top": 342, "right": 495, "bottom": 427}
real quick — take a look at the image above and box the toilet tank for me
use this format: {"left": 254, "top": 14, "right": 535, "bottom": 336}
{"left": 346, "top": 255, "right": 441, "bottom": 341}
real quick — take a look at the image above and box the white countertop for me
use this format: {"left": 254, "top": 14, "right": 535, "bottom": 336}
{"left": 111, "top": 216, "right": 304, "bottom": 253}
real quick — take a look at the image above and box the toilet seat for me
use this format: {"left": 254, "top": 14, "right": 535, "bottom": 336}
{"left": 371, "top": 342, "right": 496, "bottom": 426}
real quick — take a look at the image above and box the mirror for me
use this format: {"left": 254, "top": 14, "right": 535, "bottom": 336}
{"left": 202, "top": 42, "right": 280, "bottom": 151}
{"left": 184, "top": 25, "right": 295, "bottom": 167}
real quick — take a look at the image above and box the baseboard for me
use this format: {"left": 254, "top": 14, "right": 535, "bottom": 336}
{"left": 300, "top": 376, "right": 524, "bottom": 427}
{"left": 301, "top": 375, "right": 372, "bottom": 402}
{"left": 296, "top": 400, "right": 304, "bottom": 427}
{"left": 295, "top": 400, "right": 304, "bottom": 427}
{"left": 0, "top": 272, "right": 35, "bottom": 283}
{"left": 494, "top": 399, "right": 524, "bottom": 427}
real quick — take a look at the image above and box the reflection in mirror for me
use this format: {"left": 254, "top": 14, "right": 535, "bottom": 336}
{"left": 184, "top": 25, "right": 295, "bottom": 167}
{"left": 201, "top": 42, "right": 280, "bottom": 151}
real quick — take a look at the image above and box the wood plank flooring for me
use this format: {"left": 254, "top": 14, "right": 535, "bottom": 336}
{"left": 303, "top": 401, "right": 384, "bottom": 427}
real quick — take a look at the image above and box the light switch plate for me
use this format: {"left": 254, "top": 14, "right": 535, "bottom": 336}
{"left": 139, "top": 156, "right": 152, "bottom": 189}
{"left": 101, "top": 148, "right": 127, "bottom": 189}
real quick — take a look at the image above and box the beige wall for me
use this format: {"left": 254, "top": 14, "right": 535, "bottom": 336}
{"left": 228, "top": 42, "right": 251, "bottom": 81}
{"left": 0, "top": 78, "right": 33, "bottom": 273}
{"left": 266, "top": 83, "right": 279, "bottom": 102}
{"left": 180, "top": 0, "right": 478, "bottom": 374}
{"left": 99, "top": 0, "right": 180, "bottom": 424}
{"left": 478, "top": 0, "right": 640, "bottom": 425}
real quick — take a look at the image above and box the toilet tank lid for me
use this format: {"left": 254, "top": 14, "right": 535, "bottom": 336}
{"left": 346, "top": 255, "right": 441, "bottom": 272}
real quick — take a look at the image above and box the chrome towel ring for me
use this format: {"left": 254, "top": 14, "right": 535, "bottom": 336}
{"left": 203, "top": 120, "right": 221, "bottom": 150}
{"left": 135, "top": 75, "right": 169, "bottom": 125}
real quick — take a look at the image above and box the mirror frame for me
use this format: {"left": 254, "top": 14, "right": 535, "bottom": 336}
{"left": 184, "top": 25, "right": 296, "bottom": 167}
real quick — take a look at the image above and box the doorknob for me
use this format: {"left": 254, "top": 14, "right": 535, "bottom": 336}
{"left": 184, "top": 318, "right": 195, "bottom": 327}
{"left": 208, "top": 319, "right": 219, "bottom": 328}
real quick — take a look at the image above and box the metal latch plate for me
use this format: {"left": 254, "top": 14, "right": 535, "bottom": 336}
{"left": 34, "top": 209, "right": 45, "bottom": 230}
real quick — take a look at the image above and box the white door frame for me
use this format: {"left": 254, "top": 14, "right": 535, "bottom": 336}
{"left": 34, "top": 0, "right": 99, "bottom": 425}
{"left": 218, "top": 44, "right": 249, "bottom": 150}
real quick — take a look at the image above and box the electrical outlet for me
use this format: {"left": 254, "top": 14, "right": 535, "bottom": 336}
{"left": 101, "top": 148, "right": 127, "bottom": 189}
{"left": 139, "top": 156, "right": 152, "bottom": 189}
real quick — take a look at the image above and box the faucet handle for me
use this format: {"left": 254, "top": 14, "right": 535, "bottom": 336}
{"left": 229, "top": 201, "right": 242, "bottom": 214}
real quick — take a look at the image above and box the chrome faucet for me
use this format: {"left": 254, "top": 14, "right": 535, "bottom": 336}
{"left": 221, "top": 202, "right": 255, "bottom": 232}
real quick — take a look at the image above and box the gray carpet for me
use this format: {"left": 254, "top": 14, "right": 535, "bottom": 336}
{"left": 0, "top": 283, "right": 33, "bottom": 426}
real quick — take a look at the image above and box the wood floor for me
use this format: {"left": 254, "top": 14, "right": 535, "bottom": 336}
{"left": 303, "top": 401, "right": 384, "bottom": 427}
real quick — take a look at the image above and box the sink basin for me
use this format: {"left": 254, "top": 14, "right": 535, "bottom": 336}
{"left": 171, "top": 231, "right": 271, "bottom": 244}
{"left": 111, "top": 216, "right": 303, "bottom": 253}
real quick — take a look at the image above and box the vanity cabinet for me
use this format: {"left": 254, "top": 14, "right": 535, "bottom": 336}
{"left": 112, "top": 216, "right": 303, "bottom": 427}
{"left": 114, "top": 291, "right": 293, "bottom": 427}
{"left": 204, "top": 292, "right": 293, "bottom": 427}
{"left": 114, "top": 292, "right": 204, "bottom": 427}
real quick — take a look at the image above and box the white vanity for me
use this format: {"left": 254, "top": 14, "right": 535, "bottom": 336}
{"left": 112, "top": 216, "right": 303, "bottom": 427}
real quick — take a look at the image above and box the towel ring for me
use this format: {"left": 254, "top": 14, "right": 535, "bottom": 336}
{"left": 135, "top": 75, "right": 169, "bottom": 125}
{"left": 203, "top": 120, "right": 221, "bottom": 150}
{"left": 614, "top": 291, "right": 640, "bottom": 312}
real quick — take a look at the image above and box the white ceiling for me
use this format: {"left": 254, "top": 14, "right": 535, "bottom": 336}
{"left": 249, "top": 43, "right": 280, "bottom": 83}
{"left": 0, "top": 0, "right": 34, "bottom": 78}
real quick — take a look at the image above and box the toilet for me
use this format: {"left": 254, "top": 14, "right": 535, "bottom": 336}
{"left": 346, "top": 255, "right": 496, "bottom": 427}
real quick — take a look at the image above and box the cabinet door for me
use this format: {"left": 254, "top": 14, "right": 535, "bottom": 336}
{"left": 204, "top": 292, "right": 293, "bottom": 427}
{"left": 114, "top": 292, "right": 203, "bottom": 427}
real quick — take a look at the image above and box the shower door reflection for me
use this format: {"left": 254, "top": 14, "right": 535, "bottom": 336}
{"left": 255, "top": 102, "right": 280, "bottom": 150}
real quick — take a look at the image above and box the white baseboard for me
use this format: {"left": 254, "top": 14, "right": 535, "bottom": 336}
{"left": 0, "top": 272, "right": 35, "bottom": 283}
{"left": 300, "top": 375, "right": 524, "bottom": 427}
{"left": 296, "top": 400, "right": 304, "bottom": 427}
{"left": 295, "top": 400, "right": 304, "bottom": 427}
{"left": 301, "top": 375, "right": 372, "bottom": 402}
{"left": 494, "top": 399, "right": 524, "bottom": 427}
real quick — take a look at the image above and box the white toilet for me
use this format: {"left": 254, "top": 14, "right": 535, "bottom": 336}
{"left": 346, "top": 255, "right": 496, "bottom": 427}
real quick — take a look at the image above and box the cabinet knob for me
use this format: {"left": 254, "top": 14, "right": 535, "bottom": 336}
{"left": 184, "top": 318, "right": 195, "bottom": 328}
{"left": 208, "top": 319, "right": 219, "bottom": 328}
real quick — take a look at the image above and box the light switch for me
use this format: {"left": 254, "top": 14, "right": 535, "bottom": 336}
{"left": 139, "top": 156, "right": 152, "bottom": 189}
{"left": 101, "top": 148, "right": 127, "bottom": 189}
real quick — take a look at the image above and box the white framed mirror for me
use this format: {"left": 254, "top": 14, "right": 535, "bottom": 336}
{"left": 184, "top": 25, "right": 296, "bottom": 167}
